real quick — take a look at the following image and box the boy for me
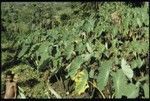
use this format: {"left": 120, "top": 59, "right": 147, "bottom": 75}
{"left": 3, "top": 71, "right": 17, "bottom": 99}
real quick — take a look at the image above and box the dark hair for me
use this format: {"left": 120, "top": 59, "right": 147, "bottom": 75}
{"left": 5, "top": 70, "right": 14, "bottom": 78}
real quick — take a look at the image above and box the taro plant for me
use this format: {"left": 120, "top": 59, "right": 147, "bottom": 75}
{"left": 1, "top": 2, "right": 149, "bottom": 98}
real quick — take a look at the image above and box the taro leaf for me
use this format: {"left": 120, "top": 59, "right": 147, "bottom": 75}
{"left": 138, "top": 75, "right": 149, "bottom": 82}
{"left": 54, "top": 46, "right": 61, "bottom": 59}
{"left": 76, "top": 43, "right": 86, "bottom": 54}
{"left": 18, "top": 91, "right": 26, "bottom": 99}
{"left": 136, "top": 18, "right": 142, "bottom": 27}
{"left": 94, "top": 24, "right": 104, "bottom": 37}
{"left": 86, "top": 42, "right": 93, "bottom": 53}
{"left": 143, "top": 83, "right": 149, "bottom": 98}
{"left": 17, "top": 86, "right": 26, "bottom": 99}
{"left": 18, "top": 86, "right": 24, "bottom": 93}
{"left": 113, "top": 69, "right": 139, "bottom": 98}
{"left": 67, "top": 54, "right": 91, "bottom": 79}
{"left": 94, "top": 41, "right": 105, "bottom": 56}
{"left": 97, "top": 60, "right": 112, "bottom": 91}
{"left": 130, "top": 57, "right": 144, "bottom": 69}
{"left": 123, "top": 14, "right": 129, "bottom": 34}
{"left": 65, "top": 43, "right": 74, "bottom": 60}
{"left": 53, "top": 58, "right": 58, "bottom": 68}
{"left": 123, "top": 83, "right": 139, "bottom": 98}
{"left": 81, "top": 53, "right": 91, "bottom": 62}
{"left": 38, "top": 57, "right": 50, "bottom": 71}
{"left": 28, "top": 43, "right": 41, "bottom": 56}
{"left": 112, "top": 26, "right": 118, "bottom": 37}
{"left": 36, "top": 41, "right": 51, "bottom": 70}
{"left": 82, "top": 19, "right": 95, "bottom": 33}
{"left": 141, "top": 40, "right": 149, "bottom": 54}
{"left": 129, "top": 40, "right": 141, "bottom": 53}
{"left": 73, "top": 69, "right": 89, "bottom": 95}
{"left": 89, "top": 69, "right": 95, "bottom": 78}
{"left": 74, "top": 20, "right": 85, "bottom": 30}
{"left": 18, "top": 44, "right": 30, "bottom": 58}
{"left": 128, "top": 40, "right": 148, "bottom": 54}
{"left": 121, "top": 58, "right": 133, "bottom": 79}
{"left": 93, "top": 51, "right": 101, "bottom": 59}
{"left": 67, "top": 56, "right": 83, "bottom": 79}
{"left": 112, "top": 69, "right": 127, "bottom": 98}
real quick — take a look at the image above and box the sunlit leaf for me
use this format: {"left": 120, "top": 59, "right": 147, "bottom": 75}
{"left": 113, "top": 69, "right": 127, "bottom": 98}
{"left": 136, "top": 18, "right": 142, "bottom": 27}
{"left": 130, "top": 57, "right": 144, "bottom": 69}
{"left": 17, "top": 86, "right": 26, "bottom": 99}
{"left": 143, "top": 83, "right": 149, "bottom": 98}
{"left": 121, "top": 58, "right": 133, "bottom": 79}
{"left": 97, "top": 60, "right": 112, "bottom": 91}
{"left": 73, "top": 69, "right": 89, "bottom": 95}
{"left": 89, "top": 69, "right": 95, "bottom": 78}
{"left": 82, "top": 18, "right": 95, "bottom": 33}
{"left": 123, "top": 83, "right": 139, "bottom": 98}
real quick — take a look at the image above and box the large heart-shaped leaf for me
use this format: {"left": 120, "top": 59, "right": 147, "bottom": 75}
{"left": 36, "top": 41, "right": 51, "bottom": 70}
{"left": 97, "top": 60, "right": 112, "bottom": 91}
{"left": 123, "top": 83, "right": 139, "bottom": 98}
{"left": 82, "top": 18, "right": 95, "bottom": 33}
{"left": 67, "top": 53, "right": 91, "bottom": 79}
{"left": 112, "top": 69, "right": 127, "bottom": 98}
{"left": 121, "top": 58, "right": 133, "bottom": 79}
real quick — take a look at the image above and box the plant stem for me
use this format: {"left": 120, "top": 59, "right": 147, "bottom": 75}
{"left": 88, "top": 81, "right": 105, "bottom": 99}
{"left": 47, "top": 82, "right": 62, "bottom": 98}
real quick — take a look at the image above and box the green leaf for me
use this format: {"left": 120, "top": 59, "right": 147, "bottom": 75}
{"left": 67, "top": 54, "right": 91, "bottom": 79}
{"left": 17, "top": 86, "right": 26, "bottom": 99}
{"left": 112, "top": 26, "right": 118, "bottom": 37}
{"left": 123, "top": 83, "right": 139, "bottom": 98}
{"left": 136, "top": 18, "right": 142, "bottom": 27}
{"left": 28, "top": 43, "right": 41, "bottom": 56}
{"left": 130, "top": 57, "right": 144, "bottom": 69}
{"left": 128, "top": 40, "right": 148, "bottom": 54}
{"left": 65, "top": 43, "right": 74, "bottom": 60}
{"left": 67, "top": 56, "right": 83, "bottom": 79}
{"left": 18, "top": 44, "right": 30, "bottom": 58}
{"left": 36, "top": 41, "right": 51, "bottom": 70}
{"left": 89, "top": 69, "right": 95, "bottom": 78}
{"left": 113, "top": 69, "right": 139, "bottom": 98}
{"left": 76, "top": 42, "right": 86, "bottom": 54}
{"left": 143, "top": 83, "right": 149, "bottom": 98}
{"left": 113, "top": 69, "right": 127, "bottom": 98}
{"left": 86, "top": 42, "right": 93, "bottom": 53}
{"left": 82, "top": 19, "right": 95, "bottom": 33}
{"left": 97, "top": 60, "right": 112, "bottom": 91}
{"left": 121, "top": 58, "right": 133, "bottom": 79}
{"left": 94, "top": 24, "right": 104, "bottom": 37}
{"left": 94, "top": 41, "right": 105, "bottom": 54}
{"left": 81, "top": 53, "right": 91, "bottom": 61}
{"left": 18, "top": 86, "right": 25, "bottom": 93}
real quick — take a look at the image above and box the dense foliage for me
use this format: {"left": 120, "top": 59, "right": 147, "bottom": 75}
{"left": 1, "top": 2, "right": 149, "bottom": 98}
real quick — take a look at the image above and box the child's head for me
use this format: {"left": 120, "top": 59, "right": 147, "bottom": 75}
{"left": 5, "top": 71, "right": 14, "bottom": 82}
